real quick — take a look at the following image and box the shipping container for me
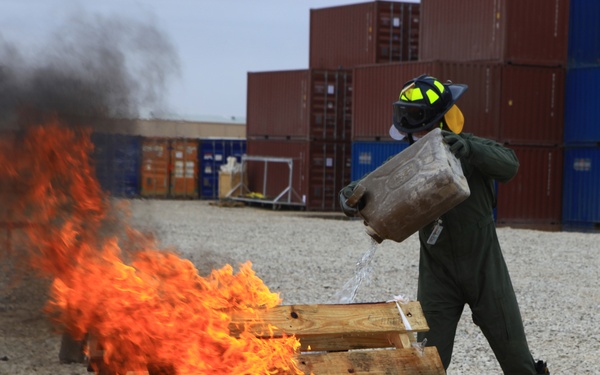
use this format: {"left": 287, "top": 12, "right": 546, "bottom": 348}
{"left": 496, "top": 145, "right": 563, "bottom": 229}
{"left": 169, "top": 139, "right": 199, "bottom": 199}
{"left": 352, "top": 62, "right": 564, "bottom": 144}
{"left": 562, "top": 146, "right": 600, "bottom": 230}
{"left": 567, "top": 0, "right": 600, "bottom": 68}
{"left": 440, "top": 61, "right": 503, "bottom": 140}
{"left": 309, "top": 1, "right": 419, "bottom": 69}
{"left": 246, "top": 139, "right": 351, "bottom": 211}
{"left": 91, "top": 133, "right": 141, "bottom": 198}
{"left": 419, "top": 0, "right": 569, "bottom": 67}
{"left": 352, "top": 61, "right": 442, "bottom": 141}
{"left": 199, "top": 138, "right": 246, "bottom": 199}
{"left": 564, "top": 67, "right": 600, "bottom": 144}
{"left": 140, "top": 137, "right": 170, "bottom": 198}
{"left": 351, "top": 140, "right": 409, "bottom": 181}
{"left": 498, "top": 65, "right": 565, "bottom": 145}
{"left": 246, "top": 69, "right": 352, "bottom": 141}
{"left": 442, "top": 63, "right": 564, "bottom": 145}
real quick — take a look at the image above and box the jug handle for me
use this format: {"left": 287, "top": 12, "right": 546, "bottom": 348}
{"left": 346, "top": 184, "right": 366, "bottom": 208}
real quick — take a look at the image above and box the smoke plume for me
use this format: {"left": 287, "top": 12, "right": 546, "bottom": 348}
{"left": 0, "top": 11, "right": 180, "bottom": 130}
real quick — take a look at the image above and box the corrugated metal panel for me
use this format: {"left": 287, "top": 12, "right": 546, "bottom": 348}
{"left": 247, "top": 69, "right": 352, "bottom": 141}
{"left": 420, "top": 0, "right": 569, "bottom": 66}
{"left": 496, "top": 145, "right": 563, "bottom": 228}
{"left": 351, "top": 141, "right": 409, "bottom": 181}
{"left": 169, "top": 139, "right": 199, "bottom": 199}
{"left": 309, "top": 1, "right": 420, "bottom": 69}
{"left": 199, "top": 139, "right": 246, "bottom": 199}
{"left": 564, "top": 67, "right": 600, "bottom": 144}
{"left": 352, "top": 61, "right": 442, "bottom": 141}
{"left": 499, "top": 65, "right": 565, "bottom": 145}
{"left": 568, "top": 0, "right": 600, "bottom": 68}
{"left": 440, "top": 61, "right": 502, "bottom": 141}
{"left": 91, "top": 133, "right": 141, "bottom": 198}
{"left": 562, "top": 146, "right": 600, "bottom": 229}
{"left": 246, "top": 140, "right": 351, "bottom": 211}
{"left": 140, "top": 137, "right": 170, "bottom": 198}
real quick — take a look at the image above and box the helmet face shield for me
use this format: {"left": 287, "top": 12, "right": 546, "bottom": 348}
{"left": 392, "top": 100, "right": 436, "bottom": 131}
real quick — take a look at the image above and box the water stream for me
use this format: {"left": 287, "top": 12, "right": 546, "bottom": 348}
{"left": 334, "top": 238, "right": 379, "bottom": 304}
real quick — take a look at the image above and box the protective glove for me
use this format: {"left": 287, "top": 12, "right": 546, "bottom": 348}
{"left": 442, "top": 130, "right": 471, "bottom": 159}
{"left": 339, "top": 182, "right": 364, "bottom": 217}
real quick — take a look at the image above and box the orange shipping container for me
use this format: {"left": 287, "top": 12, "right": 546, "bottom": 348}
{"left": 140, "top": 138, "right": 170, "bottom": 198}
{"left": 170, "top": 139, "right": 199, "bottom": 198}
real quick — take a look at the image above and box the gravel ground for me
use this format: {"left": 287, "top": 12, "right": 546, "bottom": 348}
{"left": 1, "top": 199, "right": 599, "bottom": 374}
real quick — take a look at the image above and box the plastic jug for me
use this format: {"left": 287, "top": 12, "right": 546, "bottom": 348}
{"left": 347, "top": 128, "right": 470, "bottom": 243}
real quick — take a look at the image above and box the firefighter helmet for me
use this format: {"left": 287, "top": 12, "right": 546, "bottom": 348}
{"left": 390, "top": 74, "right": 468, "bottom": 140}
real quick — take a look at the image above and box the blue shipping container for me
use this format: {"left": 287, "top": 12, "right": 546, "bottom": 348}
{"left": 564, "top": 67, "right": 600, "bottom": 144}
{"left": 199, "top": 139, "right": 246, "bottom": 199}
{"left": 351, "top": 141, "right": 409, "bottom": 182}
{"left": 562, "top": 146, "right": 600, "bottom": 230}
{"left": 91, "top": 133, "right": 142, "bottom": 198}
{"left": 567, "top": 0, "right": 600, "bottom": 68}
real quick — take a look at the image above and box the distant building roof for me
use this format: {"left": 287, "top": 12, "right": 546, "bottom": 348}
{"left": 142, "top": 113, "right": 246, "bottom": 125}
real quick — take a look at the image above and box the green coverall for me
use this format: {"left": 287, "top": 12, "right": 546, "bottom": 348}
{"left": 416, "top": 132, "right": 538, "bottom": 373}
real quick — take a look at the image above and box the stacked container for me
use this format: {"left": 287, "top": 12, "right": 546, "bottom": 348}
{"left": 350, "top": 60, "right": 439, "bottom": 181}
{"left": 562, "top": 0, "right": 600, "bottom": 230}
{"left": 417, "top": 0, "right": 572, "bottom": 229}
{"left": 246, "top": 69, "right": 352, "bottom": 210}
{"left": 309, "top": 1, "right": 419, "bottom": 69}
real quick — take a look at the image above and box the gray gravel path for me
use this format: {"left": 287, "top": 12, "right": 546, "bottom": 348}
{"left": 1, "top": 199, "right": 598, "bottom": 374}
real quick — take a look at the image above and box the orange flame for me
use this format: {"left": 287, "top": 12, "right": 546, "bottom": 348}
{"left": 0, "top": 120, "right": 303, "bottom": 374}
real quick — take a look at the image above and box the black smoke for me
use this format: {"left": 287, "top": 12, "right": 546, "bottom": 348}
{"left": 0, "top": 11, "right": 180, "bottom": 130}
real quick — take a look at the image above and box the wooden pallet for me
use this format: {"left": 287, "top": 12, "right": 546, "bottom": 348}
{"left": 230, "top": 301, "right": 446, "bottom": 375}
{"left": 84, "top": 301, "right": 444, "bottom": 374}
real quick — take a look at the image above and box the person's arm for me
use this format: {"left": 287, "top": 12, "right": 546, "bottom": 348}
{"left": 442, "top": 131, "right": 519, "bottom": 183}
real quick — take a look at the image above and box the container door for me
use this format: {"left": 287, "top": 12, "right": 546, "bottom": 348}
{"left": 170, "top": 139, "right": 199, "bottom": 198}
{"left": 140, "top": 138, "right": 170, "bottom": 197}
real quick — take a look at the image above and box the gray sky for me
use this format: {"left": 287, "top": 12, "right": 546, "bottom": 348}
{"left": 2, "top": 0, "right": 413, "bottom": 120}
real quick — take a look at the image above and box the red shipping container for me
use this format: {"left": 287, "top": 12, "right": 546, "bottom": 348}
{"left": 419, "top": 0, "right": 569, "bottom": 67}
{"left": 246, "top": 139, "right": 351, "bottom": 211}
{"left": 352, "top": 61, "right": 564, "bottom": 144}
{"left": 440, "top": 61, "right": 502, "bottom": 141}
{"left": 498, "top": 65, "right": 565, "bottom": 145}
{"left": 440, "top": 62, "right": 564, "bottom": 145}
{"left": 140, "top": 137, "right": 170, "bottom": 198}
{"left": 352, "top": 60, "right": 442, "bottom": 141}
{"left": 247, "top": 69, "right": 352, "bottom": 141}
{"left": 496, "top": 145, "right": 563, "bottom": 229}
{"left": 310, "top": 1, "right": 420, "bottom": 69}
{"left": 170, "top": 139, "right": 199, "bottom": 199}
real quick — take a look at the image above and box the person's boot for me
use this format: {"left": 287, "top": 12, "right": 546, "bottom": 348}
{"left": 535, "top": 360, "right": 549, "bottom": 374}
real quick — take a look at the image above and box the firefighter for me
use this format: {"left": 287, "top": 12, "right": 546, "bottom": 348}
{"left": 339, "top": 74, "right": 549, "bottom": 374}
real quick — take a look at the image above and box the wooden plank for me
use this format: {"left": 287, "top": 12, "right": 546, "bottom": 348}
{"left": 296, "top": 347, "right": 445, "bottom": 375}
{"left": 230, "top": 302, "right": 428, "bottom": 345}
